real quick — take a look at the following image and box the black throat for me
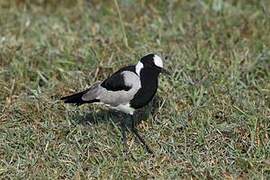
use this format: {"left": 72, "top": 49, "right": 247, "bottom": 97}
{"left": 130, "top": 68, "right": 160, "bottom": 109}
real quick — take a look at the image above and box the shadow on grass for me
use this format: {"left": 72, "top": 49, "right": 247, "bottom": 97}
{"left": 69, "top": 96, "right": 162, "bottom": 128}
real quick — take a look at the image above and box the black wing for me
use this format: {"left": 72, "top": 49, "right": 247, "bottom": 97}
{"left": 101, "top": 65, "right": 135, "bottom": 91}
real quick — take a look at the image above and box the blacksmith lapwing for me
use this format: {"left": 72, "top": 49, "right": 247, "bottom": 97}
{"left": 61, "top": 53, "right": 169, "bottom": 153}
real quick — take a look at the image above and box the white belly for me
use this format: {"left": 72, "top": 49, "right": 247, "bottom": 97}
{"left": 112, "top": 103, "right": 135, "bottom": 115}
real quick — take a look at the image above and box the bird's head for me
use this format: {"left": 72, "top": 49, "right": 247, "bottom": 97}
{"left": 136, "top": 53, "right": 170, "bottom": 76}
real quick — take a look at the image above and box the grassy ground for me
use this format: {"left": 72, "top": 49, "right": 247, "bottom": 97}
{"left": 0, "top": 0, "right": 270, "bottom": 179}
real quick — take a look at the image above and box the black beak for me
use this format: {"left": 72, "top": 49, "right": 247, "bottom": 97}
{"left": 161, "top": 68, "right": 171, "bottom": 75}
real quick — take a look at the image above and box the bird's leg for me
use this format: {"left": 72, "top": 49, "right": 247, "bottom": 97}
{"left": 130, "top": 115, "right": 153, "bottom": 154}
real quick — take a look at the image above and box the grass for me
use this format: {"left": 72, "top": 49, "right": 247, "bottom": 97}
{"left": 0, "top": 0, "right": 270, "bottom": 179}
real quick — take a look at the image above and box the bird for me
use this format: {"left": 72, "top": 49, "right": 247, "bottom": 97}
{"left": 61, "top": 53, "right": 169, "bottom": 153}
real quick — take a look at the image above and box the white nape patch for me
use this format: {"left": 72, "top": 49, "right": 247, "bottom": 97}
{"left": 153, "top": 55, "right": 163, "bottom": 68}
{"left": 135, "top": 61, "right": 144, "bottom": 76}
{"left": 113, "top": 103, "right": 135, "bottom": 115}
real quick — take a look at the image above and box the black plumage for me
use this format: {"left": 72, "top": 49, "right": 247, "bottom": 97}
{"left": 60, "top": 89, "right": 100, "bottom": 106}
{"left": 101, "top": 66, "right": 135, "bottom": 91}
{"left": 61, "top": 53, "right": 169, "bottom": 154}
{"left": 130, "top": 68, "right": 159, "bottom": 109}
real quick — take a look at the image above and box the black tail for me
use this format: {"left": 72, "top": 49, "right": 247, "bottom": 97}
{"left": 61, "top": 90, "right": 99, "bottom": 106}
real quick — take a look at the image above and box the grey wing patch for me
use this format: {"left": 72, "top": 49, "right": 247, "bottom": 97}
{"left": 82, "top": 81, "right": 102, "bottom": 101}
{"left": 122, "top": 71, "right": 141, "bottom": 88}
{"left": 99, "top": 71, "right": 141, "bottom": 106}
